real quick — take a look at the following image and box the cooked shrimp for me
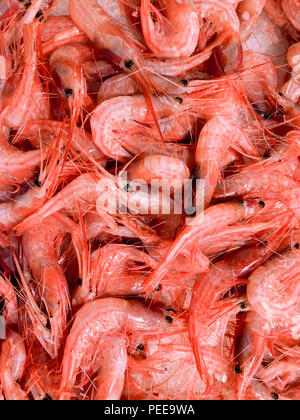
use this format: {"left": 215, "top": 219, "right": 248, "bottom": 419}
{"left": 50, "top": 43, "right": 95, "bottom": 120}
{"left": 143, "top": 199, "right": 263, "bottom": 293}
{"left": 91, "top": 95, "right": 184, "bottom": 161}
{"left": 141, "top": 0, "right": 199, "bottom": 58}
{"left": 195, "top": 0, "right": 243, "bottom": 73}
{"left": 0, "top": 329, "right": 28, "bottom": 400}
{"left": 0, "top": 274, "right": 18, "bottom": 327}
{"left": 195, "top": 116, "right": 258, "bottom": 207}
{"left": 69, "top": 0, "right": 143, "bottom": 73}
{"left": 1, "top": 25, "right": 37, "bottom": 128}
{"left": 247, "top": 249, "right": 300, "bottom": 323}
{"left": 21, "top": 214, "right": 75, "bottom": 358}
{"left": 59, "top": 298, "right": 185, "bottom": 400}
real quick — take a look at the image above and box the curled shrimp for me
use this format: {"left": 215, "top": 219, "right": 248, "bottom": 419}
{"left": 21, "top": 214, "right": 76, "bottom": 358}
{"left": 0, "top": 329, "right": 28, "bottom": 400}
{"left": 140, "top": 0, "right": 200, "bottom": 58}
{"left": 195, "top": 116, "right": 259, "bottom": 207}
{"left": 143, "top": 199, "right": 263, "bottom": 293}
{"left": 247, "top": 249, "right": 300, "bottom": 323}
{"left": 91, "top": 95, "right": 184, "bottom": 161}
{"left": 1, "top": 24, "right": 37, "bottom": 128}
{"left": 195, "top": 0, "right": 243, "bottom": 73}
{"left": 0, "top": 274, "right": 18, "bottom": 327}
{"left": 50, "top": 43, "right": 95, "bottom": 120}
{"left": 59, "top": 298, "right": 185, "bottom": 400}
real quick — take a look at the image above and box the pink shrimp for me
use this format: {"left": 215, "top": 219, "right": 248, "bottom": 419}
{"left": 195, "top": 116, "right": 259, "bottom": 207}
{"left": 90, "top": 95, "right": 185, "bottom": 161}
{"left": 59, "top": 298, "right": 185, "bottom": 400}
{"left": 0, "top": 329, "right": 28, "bottom": 400}
{"left": 127, "top": 154, "right": 190, "bottom": 190}
{"left": 143, "top": 199, "right": 263, "bottom": 293}
{"left": 195, "top": 0, "right": 243, "bottom": 73}
{"left": 21, "top": 214, "right": 78, "bottom": 358}
{"left": 140, "top": 0, "right": 200, "bottom": 58}
{"left": 1, "top": 24, "right": 37, "bottom": 128}
{"left": 50, "top": 43, "right": 95, "bottom": 120}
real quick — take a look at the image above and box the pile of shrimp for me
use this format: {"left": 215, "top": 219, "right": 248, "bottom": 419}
{"left": 0, "top": 0, "right": 300, "bottom": 401}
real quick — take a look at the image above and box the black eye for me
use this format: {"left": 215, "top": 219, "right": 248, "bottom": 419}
{"left": 65, "top": 88, "right": 73, "bottom": 97}
{"left": 124, "top": 182, "right": 132, "bottom": 192}
{"left": 165, "top": 315, "right": 173, "bottom": 324}
{"left": 46, "top": 319, "right": 51, "bottom": 330}
{"left": 235, "top": 364, "right": 243, "bottom": 374}
{"left": 259, "top": 241, "right": 268, "bottom": 247}
{"left": 240, "top": 302, "right": 247, "bottom": 310}
{"left": 137, "top": 344, "right": 145, "bottom": 351}
{"left": 35, "top": 10, "right": 43, "bottom": 19}
{"left": 294, "top": 243, "right": 300, "bottom": 249}
{"left": 77, "top": 278, "right": 82, "bottom": 286}
{"left": 25, "top": 1, "right": 32, "bottom": 8}
{"left": 263, "top": 113, "right": 271, "bottom": 120}
{"left": 175, "top": 97, "right": 183, "bottom": 104}
{"left": 263, "top": 153, "right": 270, "bottom": 159}
{"left": 271, "top": 392, "right": 279, "bottom": 400}
{"left": 258, "top": 200, "right": 265, "bottom": 209}
{"left": 125, "top": 60, "right": 134, "bottom": 69}
{"left": 34, "top": 179, "right": 41, "bottom": 187}
{"left": 181, "top": 79, "right": 188, "bottom": 87}
{"left": 155, "top": 285, "right": 162, "bottom": 292}
{"left": 278, "top": 92, "right": 284, "bottom": 97}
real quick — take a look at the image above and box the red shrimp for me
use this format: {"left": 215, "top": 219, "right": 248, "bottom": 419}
{"left": 50, "top": 43, "right": 95, "bottom": 120}
{"left": 0, "top": 274, "right": 18, "bottom": 327}
{"left": 282, "top": 0, "right": 300, "bottom": 31}
{"left": 237, "top": 0, "right": 267, "bottom": 40}
{"left": 143, "top": 199, "right": 263, "bottom": 293}
{"left": 140, "top": 0, "right": 200, "bottom": 58}
{"left": 0, "top": 329, "right": 28, "bottom": 400}
{"left": 59, "top": 298, "right": 185, "bottom": 400}
{"left": 195, "top": 116, "right": 259, "bottom": 207}
{"left": 90, "top": 95, "right": 185, "bottom": 161}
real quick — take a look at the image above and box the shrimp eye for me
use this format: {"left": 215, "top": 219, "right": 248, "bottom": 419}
{"left": 34, "top": 179, "right": 41, "bottom": 187}
{"left": 25, "top": 1, "right": 32, "bottom": 8}
{"left": 258, "top": 200, "right": 265, "bottom": 209}
{"left": 235, "top": 364, "right": 243, "bottom": 374}
{"left": 46, "top": 319, "right": 51, "bottom": 330}
{"left": 175, "top": 97, "right": 183, "bottom": 104}
{"left": 167, "top": 308, "right": 176, "bottom": 313}
{"left": 278, "top": 92, "right": 284, "bottom": 97}
{"left": 165, "top": 315, "right": 173, "bottom": 324}
{"left": 35, "top": 10, "right": 43, "bottom": 19}
{"left": 185, "top": 207, "right": 196, "bottom": 216}
{"left": 271, "top": 392, "right": 279, "bottom": 400}
{"left": 124, "top": 182, "right": 132, "bottom": 192}
{"left": 294, "top": 243, "right": 300, "bottom": 249}
{"left": 259, "top": 241, "right": 268, "bottom": 247}
{"left": 240, "top": 302, "right": 247, "bottom": 310}
{"left": 77, "top": 278, "right": 82, "bottom": 286}
{"left": 155, "top": 284, "right": 162, "bottom": 292}
{"left": 125, "top": 60, "right": 134, "bottom": 69}
{"left": 65, "top": 88, "right": 73, "bottom": 98}
{"left": 263, "top": 113, "right": 271, "bottom": 120}
{"left": 181, "top": 79, "right": 188, "bottom": 87}
{"left": 137, "top": 344, "right": 145, "bottom": 351}
{"left": 263, "top": 153, "right": 270, "bottom": 159}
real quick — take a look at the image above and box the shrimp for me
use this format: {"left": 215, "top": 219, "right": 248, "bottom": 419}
{"left": 143, "top": 199, "right": 263, "bottom": 293}
{"left": 127, "top": 155, "right": 190, "bottom": 190}
{"left": 90, "top": 95, "right": 184, "bottom": 161}
{"left": 21, "top": 214, "right": 77, "bottom": 358}
{"left": 50, "top": 43, "right": 95, "bottom": 120}
{"left": 69, "top": 0, "right": 143, "bottom": 73}
{"left": 282, "top": 0, "right": 300, "bottom": 31}
{"left": 0, "top": 329, "right": 29, "bottom": 400}
{"left": 59, "top": 298, "right": 185, "bottom": 400}
{"left": 237, "top": 0, "right": 267, "bottom": 40}
{"left": 140, "top": 0, "right": 199, "bottom": 58}
{"left": 195, "top": 116, "right": 259, "bottom": 207}
{"left": 247, "top": 249, "right": 300, "bottom": 323}
{"left": 195, "top": 0, "right": 243, "bottom": 73}
{"left": 14, "top": 173, "right": 100, "bottom": 234}
{"left": 1, "top": 24, "right": 37, "bottom": 129}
